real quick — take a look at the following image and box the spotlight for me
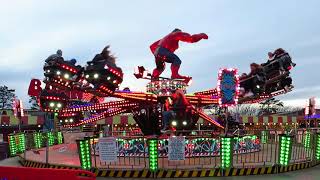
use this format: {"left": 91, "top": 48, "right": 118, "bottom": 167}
{"left": 70, "top": 118, "right": 74, "bottom": 122}
{"left": 56, "top": 71, "right": 61, "bottom": 75}
{"left": 57, "top": 103, "right": 62, "bottom": 108}
{"left": 64, "top": 74, "right": 70, "bottom": 79}
{"left": 85, "top": 74, "right": 89, "bottom": 78}
{"left": 49, "top": 102, "right": 55, "bottom": 107}
{"left": 65, "top": 119, "right": 69, "bottom": 123}
{"left": 93, "top": 73, "right": 99, "bottom": 79}
{"left": 171, "top": 121, "right": 177, "bottom": 126}
{"left": 182, "top": 121, "right": 187, "bottom": 126}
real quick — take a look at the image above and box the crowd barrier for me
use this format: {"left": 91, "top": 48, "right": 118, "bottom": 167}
{"left": 8, "top": 130, "right": 64, "bottom": 157}
{"left": 19, "top": 128, "right": 320, "bottom": 178}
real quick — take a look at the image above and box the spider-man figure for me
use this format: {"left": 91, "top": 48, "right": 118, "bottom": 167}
{"left": 150, "top": 28, "right": 208, "bottom": 80}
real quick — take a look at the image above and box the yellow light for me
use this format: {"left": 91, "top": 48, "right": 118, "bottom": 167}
{"left": 49, "top": 102, "right": 55, "bottom": 107}
{"left": 64, "top": 74, "right": 70, "bottom": 79}
{"left": 171, "top": 121, "right": 177, "bottom": 126}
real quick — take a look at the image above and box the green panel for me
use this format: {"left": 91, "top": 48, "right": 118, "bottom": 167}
{"left": 28, "top": 116, "right": 37, "bottom": 125}
{"left": 47, "top": 132, "right": 55, "bottom": 146}
{"left": 17, "top": 133, "right": 26, "bottom": 153}
{"left": 220, "top": 137, "right": 233, "bottom": 169}
{"left": 57, "top": 132, "right": 63, "bottom": 144}
{"left": 147, "top": 139, "right": 158, "bottom": 172}
{"left": 10, "top": 116, "right": 19, "bottom": 125}
{"left": 278, "top": 135, "right": 292, "bottom": 166}
{"left": 78, "top": 139, "right": 92, "bottom": 170}
{"left": 316, "top": 134, "right": 320, "bottom": 160}
{"left": 8, "top": 135, "right": 17, "bottom": 156}
{"left": 34, "top": 132, "right": 43, "bottom": 149}
{"left": 261, "top": 131, "right": 268, "bottom": 144}
{"left": 113, "top": 115, "right": 120, "bottom": 124}
{"left": 128, "top": 115, "right": 136, "bottom": 125}
{"left": 304, "top": 131, "right": 311, "bottom": 149}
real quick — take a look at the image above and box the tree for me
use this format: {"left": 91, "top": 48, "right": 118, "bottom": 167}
{"left": 29, "top": 96, "right": 40, "bottom": 110}
{"left": 229, "top": 104, "right": 260, "bottom": 116}
{"left": 259, "top": 98, "right": 284, "bottom": 115}
{"left": 277, "top": 106, "right": 304, "bottom": 115}
{"left": 0, "top": 85, "right": 15, "bottom": 109}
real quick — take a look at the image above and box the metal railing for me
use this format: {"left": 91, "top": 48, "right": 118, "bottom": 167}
{"left": 19, "top": 128, "right": 320, "bottom": 172}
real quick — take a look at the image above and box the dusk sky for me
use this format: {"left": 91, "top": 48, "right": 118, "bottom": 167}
{"left": 0, "top": 0, "right": 319, "bottom": 108}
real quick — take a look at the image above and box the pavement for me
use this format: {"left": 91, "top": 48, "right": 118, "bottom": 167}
{"left": 0, "top": 156, "right": 22, "bottom": 167}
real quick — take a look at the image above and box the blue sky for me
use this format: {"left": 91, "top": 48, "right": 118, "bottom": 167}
{"left": 0, "top": 0, "right": 319, "bottom": 108}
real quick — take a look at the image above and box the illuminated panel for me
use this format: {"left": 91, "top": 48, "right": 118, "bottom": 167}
{"left": 8, "top": 135, "right": 17, "bottom": 156}
{"left": 34, "top": 132, "right": 43, "bottom": 149}
{"left": 278, "top": 135, "right": 292, "bottom": 166}
{"left": 220, "top": 137, "right": 233, "bottom": 169}
{"left": 64, "top": 107, "right": 133, "bottom": 127}
{"left": 261, "top": 131, "right": 268, "bottom": 144}
{"left": 47, "top": 132, "right": 55, "bottom": 146}
{"left": 57, "top": 132, "right": 63, "bottom": 144}
{"left": 62, "top": 100, "right": 138, "bottom": 113}
{"left": 77, "top": 139, "right": 92, "bottom": 170}
{"left": 146, "top": 80, "right": 188, "bottom": 96}
{"left": 114, "top": 92, "right": 157, "bottom": 102}
{"left": 316, "top": 133, "right": 320, "bottom": 160}
{"left": 186, "top": 95, "right": 219, "bottom": 105}
{"left": 17, "top": 133, "right": 26, "bottom": 153}
{"left": 304, "top": 131, "right": 311, "bottom": 149}
{"left": 147, "top": 139, "right": 158, "bottom": 172}
{"left": 217, "top": 68, "right": 240, "bottom": 107}
{"left": 19, "top": 100, "right": 24, "bottom": 117}
{"left": 194, "top": 88, "right": 218, "bottom": 96}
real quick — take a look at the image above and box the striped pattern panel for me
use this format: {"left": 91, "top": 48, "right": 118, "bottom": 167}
{"left": 0, "top": 115, "right": 44, "bottom": 125}
{"left": 1, "top": 113, "right": 300, "bottom": 126}
{"left": 97, "top": 115, "right": 299, "bottom": 125}
{"left": 22, "top": 158, "right": 320, "bottom": 178}
{"left": 240, "top": 116, "right": 297, "bottom": 124}
{"left": 23, "top": 160, "right": 80, "bottom": 170}
{"left": 96, "top": 115, "right": 136, "bottom": 125}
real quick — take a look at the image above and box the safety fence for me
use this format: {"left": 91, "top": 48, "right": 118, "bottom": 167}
{"left": 75, "top": 129, "right": 319, "bottom": 171}
{"left": 18, "top": 128, "right": 320, "bottom": 177}
{"left": 8, "top": 130, "right": 64, "bottom": 157}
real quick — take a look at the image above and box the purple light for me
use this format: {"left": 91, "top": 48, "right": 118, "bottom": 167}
{"left": 305, "top": 114, "right": 320, "bottom": 119}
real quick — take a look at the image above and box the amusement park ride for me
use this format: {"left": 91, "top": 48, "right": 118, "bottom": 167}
{"left": 27, "top": 40, "right": 296, "bottom": 136}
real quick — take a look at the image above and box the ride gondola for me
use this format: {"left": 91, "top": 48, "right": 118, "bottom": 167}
{"left": 239, "top": 49, "right": 296, "bottom": 97}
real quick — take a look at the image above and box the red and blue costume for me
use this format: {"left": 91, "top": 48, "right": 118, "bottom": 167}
{"left": 150, "top": 29, "right": 208, "bottom": 80}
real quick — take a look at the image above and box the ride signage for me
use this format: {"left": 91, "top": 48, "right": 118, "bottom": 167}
{"left": 168, "top": 136, "right": 185, "bottom": 161}
{"left": 98, "top": 137, "right": 117, "bottom": 162}
{"left": 217, "top": 68, "right": 239, "bottom": 107}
